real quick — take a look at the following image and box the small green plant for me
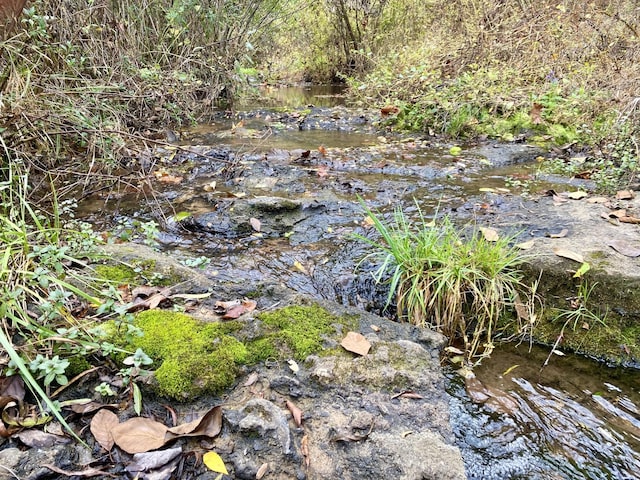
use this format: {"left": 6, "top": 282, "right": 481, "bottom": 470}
{"left": 29, "top": 354, "right": 70, "bottom": 389}
{"left": 95, "top": 382, "right": 116, "bottom": 397}
{"left": 542, "top": 279, "right": 607, "bottom": 368}
{"left": 354, "top": 200, "right": 527, "bottom": 365}
{"left": 181, "top": 255, "right": 211, "bottom": 269}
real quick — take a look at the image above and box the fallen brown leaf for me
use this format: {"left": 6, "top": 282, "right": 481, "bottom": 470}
{"left": 341, "top": 331, "right": 371, "bottom": 356}
{"left": 44, "top": 464, "right": 114, "bottom": 478}
{"left": 68, "top": 400, "right": 117, "bottom": 415}
{"left": 529, "top": 102, "right": 543, "bottom": 125}
{"left": 242, "top": 298, "right": 257, "bottom": 312}
{"left": 14, "top": 430, "right": 70, "bottom": 448}
{"left": 127, "top": 446, "right": 182, "bottom": 473}
{"left": 380, "top": 105, "right": 400, "bottom": 116}
{"left": 553, "top": 248, "right": 584, "bottom": 263}
{"left": 285, "top": 399, "right": 303, "bottom": 427}
{"left": 515, "top": 239, "right": 535, "bottom": 250}
{"left": 608, "top": 240, "right": 640, "bottom": 257}
{"left": 619, "top": 216, "right": 640, "bottom": 224}
{"left": 391, "top": 390, "right": 424, "bottom": 400}
{"left": 111, "top": 417, "right": 169, "bottom": 454}
{"left": 223, "top": 304, "right": 248, "bottom": 319}
{"left": 547, "top": 228, "right": 568, "bottom": 238}
{"left": 566, "top": 191, "right": 588, "bottom": 200}
{"left": 616, "top": 190, "right": 635, "bottom": 200}
{"left": 301, "top": 434, "right": 310, "bottom": 468}
{"left": 479, "top": 227, "right": 499, "bottom": 242}
{"left": 256, "top": 462, "right": 270, "bottom": 479}
{"left": 156, "top": 174, "right": 183, "bottom": 184}
{"left": 90, "top": 409, "right": 119, "bottom": 451}
{"left": 165, "top": 405, "right": 222, "bottom": 439}
{"left": 250, "top": 217, "right": 261, "bottom": 232}
{"left": 0, "top": 376, "right": 24, "bottom": 400}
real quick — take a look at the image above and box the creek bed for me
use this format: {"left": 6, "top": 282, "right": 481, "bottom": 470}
{"left": 77, "top": 85, "right": 639, "bottom": 479}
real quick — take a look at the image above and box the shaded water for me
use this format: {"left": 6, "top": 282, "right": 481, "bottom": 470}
{"left": 79, "top": 86, "right": 640, "bottom": 479}
{"left": 450, "top": 344, "right": 640, "bottom": 479}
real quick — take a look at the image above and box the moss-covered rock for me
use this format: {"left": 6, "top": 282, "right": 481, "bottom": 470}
{"left": 131, "top": 310, "right": 246, "bottom": 400}
{"left": 257, "top": 304, "right": 357, "bottom": 361}
{"left": 93, "top": 264, "right": 139, "bottom": 285}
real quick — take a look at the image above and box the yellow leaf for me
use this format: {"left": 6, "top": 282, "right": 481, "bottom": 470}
{"left": 502, "top": 364, "right": 520, "bottom": 376}
{"left": 573, "top": 262, "right": 590, "bottom": 278}
{"left": 203, "top": 451, "right": 228, "bottom": 475}
{"left": 293, "top": 260, "right": 308, "bottom": 274}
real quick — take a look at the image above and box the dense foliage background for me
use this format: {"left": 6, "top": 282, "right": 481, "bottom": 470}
{"left": 1, "top": 0, "right": 638, "bottom": 190}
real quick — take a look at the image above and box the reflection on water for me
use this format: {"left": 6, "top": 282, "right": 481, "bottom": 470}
{"left": 241, "top": 84, "right": 348, "bottom": 109}
{"left": 449, "top": 344, "right": 640, "bottom": 479}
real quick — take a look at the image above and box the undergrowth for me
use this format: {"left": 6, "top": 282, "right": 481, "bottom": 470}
{"left": 0, "top": 0, "right": 287, "bottom": 199}
{"left": 0, "top": 158, "right": 136, "bottom": 435}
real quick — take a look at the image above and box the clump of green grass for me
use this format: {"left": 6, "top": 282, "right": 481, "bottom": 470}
{"left": 355, "top": 200, "right": 526, "bottom": 365}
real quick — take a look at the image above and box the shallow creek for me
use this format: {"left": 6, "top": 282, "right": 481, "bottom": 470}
{"left": 80, "top": 86, "right": 640, "bottom": 479}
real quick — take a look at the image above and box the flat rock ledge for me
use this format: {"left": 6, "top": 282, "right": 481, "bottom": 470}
{"left": 221, "top": 306, "right": 467, "bottom": 480}
{"left": 0, "top": 246, "right": 467, "bottom": 480}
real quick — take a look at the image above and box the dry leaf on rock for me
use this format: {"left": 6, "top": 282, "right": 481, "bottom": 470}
{"left": 243, "top": 372, "right": 259, "bottom": 387}
{"left": 166, "top": 405, "right": 222, "bottom": 439}
{"left": 256, "top": 462, "right": 269, "bottom": 479}
{"left": 587, "top": 196, "right": 608, "bottom": 204}
{"left": 616, "top": 190, "right": 635, "bottom": 200}
{"left": 619, "top": 216, "right": 640, "bottom": 224}
{"left": 44, "top": 464, "right": 113, "bottom": 478}
{"left": 479, "top": 227, "right": 499, "bottom": 242}
{"left": 301, "top": 434, "right": 310, "bottom": 468}
{"left": 14, "top": 430, "right": 70, "bottom": 448}
{"left": 566, "top": 191, "right": 588, "bottom": 200}
{"left": 223, "top": 304, "right": 247, "bottom": 319}
{"left": 242, "top": 298, "right": 257, "bottom": 313}
{"left": 391, "top": 390, "right": 424, "bottom": 400}
{"left": 515, "top": 239, "right": 535, "bottom": 250}
{"left": 67, "top": 400, "right": 114, "bottom": 415}
{"left": 111, "top": 417, "right": 169, "bottom": 454}
{"left": 608, "top": 240, "right": 640, "bottom": 257}
{"left": 249, "top": 217, "right": 261, "bottom": 232}
{"left": 293, "top": 260, "right": 308, "bottom": 274}
{"left": 286, "top": 399, "right": 303, "bottom": 427}
{"left": 553, "top": 248, "right": 584, "bottom": 263}
{"left": 127, "top": 446, "right": 183, "bottom": 473}
{"left": 547, "top": 229, "right": 568, "bottom": 238}
{"left": 90, "top": 409, "right": 119, "bottom": 451}
{"left": 341, "top": 332, "right": 371, "bottom": 356}
{"left": 128, "top": 286, "right": 172, "bottom": 312}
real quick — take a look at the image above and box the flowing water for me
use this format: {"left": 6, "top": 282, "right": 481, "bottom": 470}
{"left": 80, "top": 85, "right": 640, "bottom": 479}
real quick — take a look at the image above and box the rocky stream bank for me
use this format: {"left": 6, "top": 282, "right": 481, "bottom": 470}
{"left": 2, "top": 97, "right": 639, "bottom": 479}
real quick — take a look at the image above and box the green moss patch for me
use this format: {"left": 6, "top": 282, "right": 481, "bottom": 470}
{"left": 94, "top": 264, "right": 138, "bottom": 284}
{"left": 122, "top": 304, "right": 357, "bottom": 400}
{"left": 131, "top": 310, "right": 246, "bottom": 400}
{"left": 256, "top": 305, "right": 357, "bottom": 361}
